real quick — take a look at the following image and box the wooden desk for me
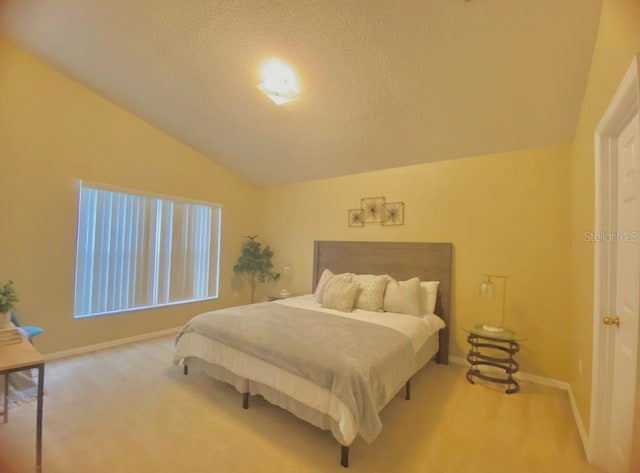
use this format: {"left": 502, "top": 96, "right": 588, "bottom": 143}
{"left": 0, "top": 337, "right": 45, "bottom": 472}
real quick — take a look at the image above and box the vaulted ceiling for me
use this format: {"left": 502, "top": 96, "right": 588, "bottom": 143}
{"left": 0, "top": 0, "right": 602, "bottom": 186}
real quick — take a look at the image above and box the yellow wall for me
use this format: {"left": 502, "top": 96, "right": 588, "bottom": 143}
{"left": 568, "top": 0, "right": 640, "bottom": 443}
{"left": 0, "top": 38, "right": 263, "bottom": 354}
{"left": 4, "top": 0, "right": 640, "bottom": 458}
{"left": 261, "top": 145, "right": 572, "bottom": 380}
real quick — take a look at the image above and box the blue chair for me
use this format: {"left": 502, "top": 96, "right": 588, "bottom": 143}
{"left": 10, "top": 311, "right": 43, "bottom": 342}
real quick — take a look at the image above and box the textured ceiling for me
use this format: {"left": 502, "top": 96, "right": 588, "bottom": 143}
{"left": 0, "top": 0, "right": 602, "bottom": 186}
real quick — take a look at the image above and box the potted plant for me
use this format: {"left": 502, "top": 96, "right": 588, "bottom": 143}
{"left": 0, "top": 280, "right": 19, "bottom": 329}
{"left": 233, "top": 236, "right": 280, "bottom": 303}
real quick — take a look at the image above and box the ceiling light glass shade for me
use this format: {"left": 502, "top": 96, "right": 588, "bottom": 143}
{"left": 258, "top": 59, "right": 300, "bottom": 105}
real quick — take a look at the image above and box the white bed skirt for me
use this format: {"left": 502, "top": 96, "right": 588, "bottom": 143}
{"left": 175, "top": 331, "right": 439, "bottom": 445}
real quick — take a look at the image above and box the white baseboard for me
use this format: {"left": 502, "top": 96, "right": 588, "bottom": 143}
{"left": 567, "top": 384, "right": 591, "bottom": 460}
{"left": 44, "top": 326, "right": 182, "bottom": 361}
{"left": 450, "top": 355, "right": 590, "bottom": 456}
{"left": 450, "top": 355, "right": 567, "bottom": 387}
{"left": 449, "top": 356, "right": 468, "bottom": 367}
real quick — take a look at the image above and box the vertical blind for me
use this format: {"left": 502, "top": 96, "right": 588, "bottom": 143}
{"left": 74, "top": 182, "right": 221, "bottom": 318}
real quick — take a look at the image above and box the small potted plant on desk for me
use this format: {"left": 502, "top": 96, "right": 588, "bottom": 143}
{"left": 0, "top": 280, "right": 19, "bottom": 329}
{"left": 233, "top": 235, "right": 280, "bottom": 303}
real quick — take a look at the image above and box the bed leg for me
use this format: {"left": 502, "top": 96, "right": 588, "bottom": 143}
{"left": 242, "top": 392, "right": 249, "bottom": 410}
{"left": 183, "top": 364, "right": 189, "bottom": 375}
{"left": 340, "top": 446, "right": 349, "bottom": 468}
{"left": 405, "top": 378, "right": 411, "bottom": 400}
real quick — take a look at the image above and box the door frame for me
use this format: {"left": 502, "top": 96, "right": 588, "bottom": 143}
{"left": 591, "top": 54, "right": 640, "bottom": 468}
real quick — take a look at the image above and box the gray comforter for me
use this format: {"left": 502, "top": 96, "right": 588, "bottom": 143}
{"left": 176, "top": 302, "right": 415, "bottom": 442}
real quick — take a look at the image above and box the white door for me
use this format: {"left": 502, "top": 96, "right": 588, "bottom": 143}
{"left": 607, "top": 113, "right": 640, "bottom": 473}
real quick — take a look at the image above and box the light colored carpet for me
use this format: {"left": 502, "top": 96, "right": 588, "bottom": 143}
{"left": 0, "top": 335, "right": 602, "bottom": 473}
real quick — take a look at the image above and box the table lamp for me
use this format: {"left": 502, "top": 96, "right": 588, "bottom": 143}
{"left": 280, "top": 263, "right": 292, "bottom": 298}
{"left": 479, "top": 274, "right": 509, "bottom": 332}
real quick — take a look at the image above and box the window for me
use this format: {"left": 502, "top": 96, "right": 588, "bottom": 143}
{"left": 73, "top": 182, "right": 221, "bottom": 318}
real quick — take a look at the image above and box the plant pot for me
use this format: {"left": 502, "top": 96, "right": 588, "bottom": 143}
{"left": 0, "top": 312, "right": 11, "bottom": 329}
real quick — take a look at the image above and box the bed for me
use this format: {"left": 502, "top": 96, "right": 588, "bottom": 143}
{"left": 174, "top": 240, "right": 452, "bottom": 467}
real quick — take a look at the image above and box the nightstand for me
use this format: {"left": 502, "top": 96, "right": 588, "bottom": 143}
{"left": 464, "top": 325, "right": 527, "bottom": 394}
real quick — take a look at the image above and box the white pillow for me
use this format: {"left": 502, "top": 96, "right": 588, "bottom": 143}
{"left": 314, "top": 269, "right": 353, "bottom": 303}
{"left": 352, "top": 274, "right": 388, "bottom": 311}
{"left": 321, "top": 279, "right": 360, "bottom": 312}
{"left": 383, "top": 277, "right": 422, "bottom": 316}
{"left": 314, "top": 269, "right": 334, "bottom": 302}
{"left": 420, "top": 281, "right": 440, "bottom": 315}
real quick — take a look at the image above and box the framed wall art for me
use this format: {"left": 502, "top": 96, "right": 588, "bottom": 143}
{"left": 361, "top": 196, "right": 386, "bottom": 223}
{"left": 348, "top": 209, "right": 365, "bottom": 227}
{"left": 381, "top": 202, "right": 404, "bottom": 226}
{"left": 347, "top": 196, "right": 405, "bottom": 227}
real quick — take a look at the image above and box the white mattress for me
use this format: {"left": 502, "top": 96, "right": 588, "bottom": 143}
{"left": 173, "top": 295, "right": 444, "bottom": 445}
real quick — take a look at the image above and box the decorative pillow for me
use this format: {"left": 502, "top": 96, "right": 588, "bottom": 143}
{"left": 383, "top": 277, "right": 422, "bottom": 316}
{"left": 314, "top": 269, "right": 334, "bottom": 302}
{"left": 321, "top": 279, "right": 360, "bottom": 312}
{"left": 314, "top": 269, "right": 353, "bottom": 303}
{"left": 352, "top": 274, "right": 388, "bottom": 311}
{"left": 420, "top": 281, "right": 440, "bottom": 315}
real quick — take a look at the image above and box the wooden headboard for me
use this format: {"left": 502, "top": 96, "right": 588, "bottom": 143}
{"left": 312, "top": 241, "right": 452, "bottom": 364}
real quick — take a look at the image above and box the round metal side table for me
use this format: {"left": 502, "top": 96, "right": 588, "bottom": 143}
{"left": 464, "top": 325, "right": 527, "bottom": 394}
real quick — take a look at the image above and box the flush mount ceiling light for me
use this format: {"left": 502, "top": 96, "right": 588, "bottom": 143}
{"left": 258, "top": 59, "right": 300, "bottom": 105}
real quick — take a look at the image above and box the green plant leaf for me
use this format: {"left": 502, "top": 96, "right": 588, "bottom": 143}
{"left": 0, "top": 280, "right": 19, "bottom": 313}
{"left": 233, "top": 236, "right": 280, "bottom": 302}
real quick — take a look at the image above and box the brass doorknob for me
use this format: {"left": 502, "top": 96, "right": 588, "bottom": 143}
{"left": 603, "top": 316, "right": 620, "bottom": 326}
